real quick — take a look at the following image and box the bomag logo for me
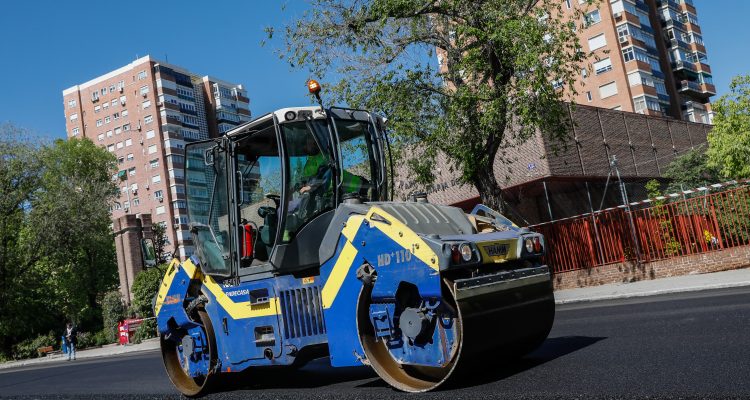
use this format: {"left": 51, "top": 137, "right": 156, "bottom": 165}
{"left": 483, "top": 243, "right": 509, "bottom": 257}
{"left": 164, "top": 294, "right": 181, "bottom": 305}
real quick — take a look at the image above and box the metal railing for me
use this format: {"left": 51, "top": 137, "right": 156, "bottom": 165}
{"left": 532, "top": 186, "right": 750, "bottom": 273}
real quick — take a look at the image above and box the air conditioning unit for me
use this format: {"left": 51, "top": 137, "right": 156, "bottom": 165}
{"left": 157, "top": 197, "right": 164, "bottom": 202}
{"left": 173, "top": 224, "right": 181, "bottom": 230}
{"left": 139, "top": 137, "right": 144, "bottom": 144}
{"left": 137, "top": 123, "right": 142, "bottom": 131}
{"left": 142, "top": 92, "right": 148, "bottom": 98}
{"left": 614, "top": 12, "right": 622, "bottom": 18}
{"left": 120, "top": 99, "right": 126, "bottom": 106}
{"left": 144, "top": 183, "right": 149, "bottom": 189}
{"left": 118, "top": 86, "right": 124, "bottom": 93}
{"left": 132, "top": 189, "right": 138, "bottom": 195}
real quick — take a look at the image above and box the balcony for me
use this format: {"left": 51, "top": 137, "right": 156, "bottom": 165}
{"left": 679, "top": 80, "right": 713, "bottom": 99}
{"left": 672, "top": 59, "right": 697, "bottom": 73}
{"left": 669, "top": 37, "right": 691, "bottom": 51}
{"left": 662, "top": 16, "right": 686, "bottom": 31}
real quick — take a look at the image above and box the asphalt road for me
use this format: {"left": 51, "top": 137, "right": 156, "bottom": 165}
{"left": 2, "top": 287, "right": 749, "bottom": 399}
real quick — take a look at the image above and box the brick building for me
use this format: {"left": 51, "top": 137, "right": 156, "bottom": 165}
{"left": 396, "top": 105, "right": 712, "bottom": 224}
{"left": 567, "top": 0, "right": 714, "bottom": 123}
{"left": 62, "top": 56, "right": 251, "bottom": 300}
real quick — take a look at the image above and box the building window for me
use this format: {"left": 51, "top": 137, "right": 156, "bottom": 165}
{"left": 127, "top": 153, "right": 134, "bottom": 161}
{"left": 622, "top": 47, "right": 634, "bottom": 62}
{"left": 107, "top": 144, "right": 115, "bottom": 152}
{"left": 599, "top": 81, "right": 618, "bottom": 99}
{"left": 586, "top": 91, "right": 593, "bottom": 102}
{"left": 142, "top": 100, "right": 151, "bottom": 109}
{"left": 152, "top": 174, "right": 161, "bottom": 184}
{"left": 125, "top": 138, "right": 132, "bottom": 147}
{"left": 173, "top": 200, "right": 186, "bottom": 210}
{"left": 69, "top": 113, "right": 78, "bottom": 121}
{"left": 68, "top": 99, "right": 77, "bottom": 108}
{"left": 133, "top": 198, "right": 140, "bottom": 206}
{"left": 122, "top": 124, "right": 130, "bottom": 132}
{"left": 150, "top": 159, "right": 159, "bottom": 168}
{"left": 593, "top": 58, "right": 612, "bottom": 75}
{"left": 128, "top": 167, "right": 136, "bottom": 176}
{"left": 96, "top": 119, "right": 103, "bottom": 127}
{"left": 98, "top": 133, "right": 104, "bottom": 141}
{"left": 113, "top": 112, "right": 120, "bottom": 120}
{"left": 581, "top": 68, "right": 588, "bottom": 78}
{"left": 120, "top": 95, "right": 127, "bottom": 105}
{"left": 101, "top": 88, "right": 106, "bottom": 96}
{"left": 138, "top": 70, "right": 147, "bottom": 80}
{"left": 110, "top": 99, "right": 117, "bottom": 107}
{"left": 565, "top": 0, "right": 571, "bottom": 9}
{"left": 156, "top": 206, "right": 166, "bottom": 215}
{"left": 94, "top": 105, "right": 101, "bottom": 113}
{"left": 105, "top": 116, "right": 111, "bottom": 124}
{"left": 71, "top": 127, "right": 80, "bottom": 136}
{"left": 140, "top": 85, "right": 149, "bottom": 96}
{"left": 102, "top": 102, "right": 109, "bottom": 110}
{"left": 117, "top": 141, "right": 124, "bottom": 149}
{"left": 588, "top": 33, "right": 606, "bottom": 51}
{"left": 122, "top": 109, "right": 128, "bottom": 117}
{"left": 148, "top": 144, "right": 157, "bottom": 154}
{"left": 154, "top": 190, "right": 164, "bottom": 199}
{"left": 146, "top": 130, "right": 155, "bottom": 139}
{"left": 107, "top": 130, "right": 113, "bottom": 137}
{"left": 144, "top": 115, "right": 153, "bottom": 124}
{"left": 584, "top": 9, "right": 601, "bottom": 26}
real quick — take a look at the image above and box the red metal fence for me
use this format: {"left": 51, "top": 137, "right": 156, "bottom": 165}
{"left": 531, "top": 186, "right": 750, "bottom": 273}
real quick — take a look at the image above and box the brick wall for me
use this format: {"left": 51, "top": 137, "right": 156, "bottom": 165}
{"left": 552, "top": 244, "right": 750, "bottom": 290}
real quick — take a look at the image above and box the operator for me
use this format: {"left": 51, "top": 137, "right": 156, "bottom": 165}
{"left": 298, "top": 134, "right": 365, "bottom": 197}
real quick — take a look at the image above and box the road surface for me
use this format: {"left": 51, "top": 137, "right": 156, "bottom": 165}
{"left": 2, "top": 287, "right": 749, "bottom": 399}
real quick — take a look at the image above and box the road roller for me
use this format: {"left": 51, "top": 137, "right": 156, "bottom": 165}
{"left": 154, "top": 81, "right": 555, "bottom": 396}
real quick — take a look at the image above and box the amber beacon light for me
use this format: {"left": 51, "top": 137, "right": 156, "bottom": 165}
{"left": 307, "top": 79, "right": 322, "bottom": 94}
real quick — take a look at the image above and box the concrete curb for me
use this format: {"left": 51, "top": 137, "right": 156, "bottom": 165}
{"left": 555, "top": 280, "right": 750, "bottom": 305}
{"left": 0, "top": 338, "right": 160, "bottom": 371}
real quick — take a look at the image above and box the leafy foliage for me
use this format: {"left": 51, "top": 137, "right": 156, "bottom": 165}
{"left": 151, "top": 223, "right": 170, "bottom": 263}
{"left": 707, "top": 75, "right": 750, "bottom": 179}
{"left": 0, "top": 126, "right": 119, "bottom": 358}
{"left": 663, "top": 147, "right": 721, "bottom": 193}
{"left": 11, "top": 332, "right": 57, "bottom": 360}
{"left": 280, "top": 0, "right": 593, "bottom": 210}
{"left": 102, "top": 291, "right": 127, "bottom": 342}
{"left": 130, "top": 264, "right": 166, "bottom": 340}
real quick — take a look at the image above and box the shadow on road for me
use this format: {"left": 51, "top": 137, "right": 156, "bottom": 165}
{"left": 436, "top": 335, "right": 607, "bottom": 390}
{"left": 212, "top": 336, "right": 604, "bottom": 393}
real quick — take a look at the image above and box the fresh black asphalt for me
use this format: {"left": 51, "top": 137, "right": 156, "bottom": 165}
{"left": 1, "top": 286, "right": 749, "bottom": 399}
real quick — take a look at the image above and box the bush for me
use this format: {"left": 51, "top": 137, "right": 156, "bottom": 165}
{"left": 75, "top": 331, "right": 93, "bottom": 349}
{"left": 131, "top": 319, "right": 158, "bottom": 344}
{"left": 12, "top": 332, "right": 57, "bottom": 360}
{"left": 101, "top": 290, "right": 126, "bottom": 343}
{"left": 131, "top": 264, "right": 166, "bottom": 319}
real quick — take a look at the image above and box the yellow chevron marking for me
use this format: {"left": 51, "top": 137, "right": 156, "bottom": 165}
{"left": 154, "top": 258, "right": 195, "bottom": 316}
{"left": 321, "top": 240, "right": 358, "bottom": 309}
{"left": 341, "top": 214, "right": 365, "bottom": 241}
{"left": 365, "top": 206, "right": 439, "bottom": 271}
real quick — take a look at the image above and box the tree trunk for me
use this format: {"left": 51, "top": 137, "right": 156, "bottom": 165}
{"left": 473, "top": 166, "right": 505, "bottom": 214}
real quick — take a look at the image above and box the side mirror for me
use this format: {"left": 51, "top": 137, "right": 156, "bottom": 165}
{"left": 141, "top": 238, "right": 157, "bottom": 267}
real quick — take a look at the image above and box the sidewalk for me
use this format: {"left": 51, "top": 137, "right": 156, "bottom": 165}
{"left": 555, "top": 267, "right": 750, "bottom": 304}
{"left": 0, "top": 338, "right": 160, "bottom": 371}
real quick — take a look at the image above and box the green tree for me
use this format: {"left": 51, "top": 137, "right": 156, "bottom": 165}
{"left": 101, "top": 290, "right": 127, "bottom": 342}
{"left": 130, "top": 264, "right": 166, "bottom": 340}
{"left": 151, "top": 223, "right": 170, "bottom": 263}
{"left": 0, "top": 124, "right": 51, "bottom": 356}
{"left": 26, "top": 138, "right": 119, "bottom": 331}
{"left": 280, "top": 0, "right": 592, "bottom": 210}
{"left": 707, "top": 74, "right": 750, "bottom": 178}
{"left": 663, "top": 147, "right": 720, "bottom": 194}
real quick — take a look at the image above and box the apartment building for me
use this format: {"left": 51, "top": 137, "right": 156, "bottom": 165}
{"left": 569, "top": 0, "right": 715, "bottom": 123}
{"left": 62, "top": 56, "right": 251, "bottom": 261}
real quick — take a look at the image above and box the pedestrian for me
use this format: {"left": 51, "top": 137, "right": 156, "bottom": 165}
{"left": 64, "top": 322, "right": 77, "bottom": 361}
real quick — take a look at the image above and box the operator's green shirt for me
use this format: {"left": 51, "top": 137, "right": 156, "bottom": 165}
{"left": 302, "top": 153, "right": 364, "bottom": 195}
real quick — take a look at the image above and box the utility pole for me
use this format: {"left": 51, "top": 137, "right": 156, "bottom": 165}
{"left": 612, "top": 155, "right": 642, "bottom": 263}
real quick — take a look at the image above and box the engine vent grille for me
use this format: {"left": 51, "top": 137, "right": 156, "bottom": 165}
{"left": 279, "top": 286, "right": 326, "bottom": 339}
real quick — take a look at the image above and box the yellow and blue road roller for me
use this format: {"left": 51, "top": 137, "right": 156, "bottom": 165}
{"left": 154, "top": 81, "right": 555, "bottom": 395}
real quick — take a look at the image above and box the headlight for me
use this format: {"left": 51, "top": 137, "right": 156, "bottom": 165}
{"left": 460, "top": 244, "right": 472, "bottom": 261}
{"left": 524, "top": 238, "right": 534, "bottom": 253}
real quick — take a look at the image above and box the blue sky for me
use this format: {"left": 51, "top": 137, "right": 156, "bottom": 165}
{"left": 0, "top": 0, "right": 744, "bottom": 139}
